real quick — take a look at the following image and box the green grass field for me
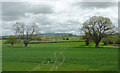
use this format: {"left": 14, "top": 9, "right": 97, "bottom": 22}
{"left": 2, "top": 40, "right": 118, "bottom": 71}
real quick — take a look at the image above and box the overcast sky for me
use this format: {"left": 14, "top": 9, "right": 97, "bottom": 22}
{"left": 1, "top": 1, "right": 118, "bottom": 36}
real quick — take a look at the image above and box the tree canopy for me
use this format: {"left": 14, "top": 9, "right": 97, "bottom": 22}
{"left": 82, "top": 16, "right": 114, "bottom": 47}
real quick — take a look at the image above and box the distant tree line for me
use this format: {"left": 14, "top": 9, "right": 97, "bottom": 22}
{"left": 5, "top": 16, "right": 118, "bottom": 48}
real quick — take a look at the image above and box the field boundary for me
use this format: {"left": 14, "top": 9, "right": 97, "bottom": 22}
{"left": 30, "top": 41, "right": 84, "bottom": 44}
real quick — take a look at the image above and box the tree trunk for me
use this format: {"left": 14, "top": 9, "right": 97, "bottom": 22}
{"left": 95, "top": 42, "right": 99, "bottom": 47}
{"left": 25, "top": 44, "right": 28, "bottom": 47}
{"left": 24, "top": 42, "right": 29, "bottom": 47}
{"left": 11, "top": 42, "right": 14, "bottom": 46}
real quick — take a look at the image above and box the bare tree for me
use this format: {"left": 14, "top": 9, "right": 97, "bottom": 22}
{"left": 82, "top": 16, "right": 114, "bottom": 47}
{"left": 14, "top": 22, "right": 40, "bottom": 47}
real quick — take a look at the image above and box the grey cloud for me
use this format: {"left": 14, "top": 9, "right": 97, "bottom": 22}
{"left": 2, "top": 2, "right": 28, "bottom": 21}
{"left": 2, "top": 16, "right": 19, "bottom": 21}
{"left": 74, "top": 2, "right": 117, "bottom": 8}
{"left": 2, "top": 2, "right": 54, "bottom": 21}
{"left": 18, "top": 14, "right": 53, "bottom": 25}
{"left": 29, "top": 4, "right": 53, "bottom": 14}
{"left": 34, "top": 15, "right": 53, "bottom": 25}
{"left": 2, "top": 2, "right": 28, "bottom": 16}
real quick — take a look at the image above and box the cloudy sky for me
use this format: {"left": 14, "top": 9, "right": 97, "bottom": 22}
{"left": 1, "top": 1, "right": 118, "bottom": 36}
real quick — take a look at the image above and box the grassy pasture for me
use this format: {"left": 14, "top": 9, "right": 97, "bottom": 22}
{"left": 2, "top": 40, "right": 118, "bottom": 71}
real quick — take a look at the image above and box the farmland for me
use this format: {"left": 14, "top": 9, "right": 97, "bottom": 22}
{"left": 2, "top": 39, "right": 118, "bottom": 71}
{"left": 2, "top": 1, "right": 119, "bottom": 72}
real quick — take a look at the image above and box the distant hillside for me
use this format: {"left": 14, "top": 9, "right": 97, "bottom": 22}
{"left": 40, "top": 33, "right": 70, "bottom": 36}
{"left": 1, "top": 33, "right": 73, "bottom": 38}
{"left": 2, "top": 36, "right": 9, "bottom": 38}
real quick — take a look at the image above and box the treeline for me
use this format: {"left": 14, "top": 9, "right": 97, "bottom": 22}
{"left": 83, "top": 33, "right": 120, "bottom": 46}
{"left": 35, "top": 36, "right": 69, "bottom": 41}
{"left": 102, "top": 33, "right": 120, "bottom": 45}
{"left": 3, "top": 35, "right": 71, "bottom": 46}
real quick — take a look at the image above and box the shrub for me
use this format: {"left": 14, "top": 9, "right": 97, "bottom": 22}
{"left": 5, "top": 36, "right": 18, "bottom": 46}
{"left": 114, "top": 34, "right": 120, "bottom": 44}
{"left": 66, "top": 38, "right": 69, "bottom": 40}
{"left": 0, "top": 36, "right": 2, "bottom": 40}
{"left": 102, "top": 35, "right": 115, "bottom": 45}
{"left": 37, "top": 37, "right": 41, "bottom": 41}
{"left": 102, "top": 38, "right": 109, "bottom": 45}
{"left": 108, "top": 40, "right": 114, "bottom": 44}
{"left": 82, "top": 34, "right": 91, "bottom": 46}
{"left": 108, "top": 36, "right": 114, "bottom": 44}
{"left": 85, "top": 39, "right": 89, "bottom": 46}
{"left": 63, "top": 38, "right": 65, "bottom": 40}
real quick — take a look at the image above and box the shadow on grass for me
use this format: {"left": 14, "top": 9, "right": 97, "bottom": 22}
{"left": 74, "top": 47, "right": 106, "bottom": 48}
{"left": 2, "top": 45, "right": 26, "bottom": 48}
{"left": 74, "top": 45, "right": 116, "bottom": 49}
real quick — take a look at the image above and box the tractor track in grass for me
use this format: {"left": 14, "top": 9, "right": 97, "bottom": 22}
{"left": 28, "top": 48, "right": 66, "bottom": 72}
